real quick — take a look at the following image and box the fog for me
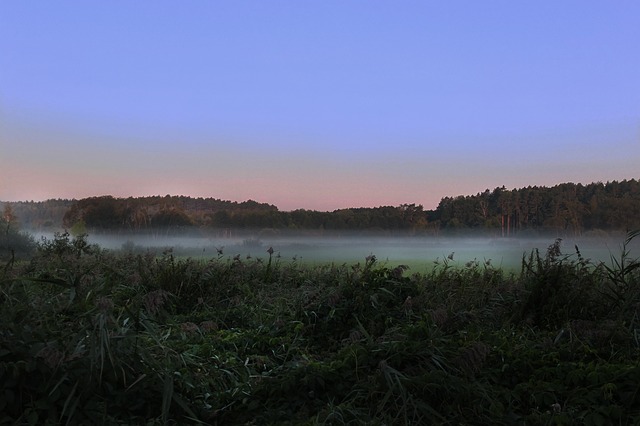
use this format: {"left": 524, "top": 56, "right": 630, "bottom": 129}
{"left": 31, "top": 230, "right": 639, "bottom": 272}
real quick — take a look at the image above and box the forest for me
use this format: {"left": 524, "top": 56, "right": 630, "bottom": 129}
{"left": 2, "top": 179, "right": 639, "bottom": 237}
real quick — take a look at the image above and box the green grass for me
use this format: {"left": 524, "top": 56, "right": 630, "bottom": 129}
{"left": 1, "top": 231, "right": 639, "bottom": 424}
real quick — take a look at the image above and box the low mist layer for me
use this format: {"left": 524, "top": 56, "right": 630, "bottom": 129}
{"left": 31, "top": 230, "right": 634, "bottom": 272}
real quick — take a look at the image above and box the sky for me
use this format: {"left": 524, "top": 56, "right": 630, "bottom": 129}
{"left": 1, "top": 2, "right": 639, "bottom": 211}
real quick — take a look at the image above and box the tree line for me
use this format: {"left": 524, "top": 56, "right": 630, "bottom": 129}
{"left": 435, "top": 180, "right": 640, "bottom": 235}
{"left": 1, "top": 179, "right": 639, "bottom": 236}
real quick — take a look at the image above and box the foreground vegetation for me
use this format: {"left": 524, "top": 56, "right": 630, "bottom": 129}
{"left": 1, "top": 231, "right": 640, "bottom": 425}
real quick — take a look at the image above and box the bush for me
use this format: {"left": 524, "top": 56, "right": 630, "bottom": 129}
{"left": 0, "top": 230, "right": 36, "bottom": 262}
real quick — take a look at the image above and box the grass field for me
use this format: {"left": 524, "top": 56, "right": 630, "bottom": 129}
{"left": 1, "top": 231, "right": 639, "bottom": 424}
{"left": 78, "top": 232, "right": 631, "bottom": 274}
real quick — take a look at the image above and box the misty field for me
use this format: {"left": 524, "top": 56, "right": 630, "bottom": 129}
{"left": 67, "top": 231, "right": 632, "bottom": 274}
{"left": 1, "top": 231, "right": 640, "bottom": 424}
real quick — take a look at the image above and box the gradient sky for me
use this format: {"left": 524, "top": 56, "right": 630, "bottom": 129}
{"left": 1, "top": 2, "right": 639, "bottom": 211}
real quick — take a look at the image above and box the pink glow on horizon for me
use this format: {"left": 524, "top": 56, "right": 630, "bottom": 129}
{"left": 3, "top": 135, "right": 639, "bottom": 212}
{"left": 2, "top": 108, "right": 639, "bottom": 212}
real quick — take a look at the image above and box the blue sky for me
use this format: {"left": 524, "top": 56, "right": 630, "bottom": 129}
{"left": 1, "top": 1, "right": 639, "bottom": 211}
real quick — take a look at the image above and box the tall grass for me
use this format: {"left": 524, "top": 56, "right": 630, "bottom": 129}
{"left": 1, "top": 231, "right": 639, "bottom": 424}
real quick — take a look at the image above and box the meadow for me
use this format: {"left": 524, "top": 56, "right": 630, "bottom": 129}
{"left": 74, "top": 231, "right": 629, "bottom": 274}
{"left": 1, "top": 230, "right": 639, "bottom": 424}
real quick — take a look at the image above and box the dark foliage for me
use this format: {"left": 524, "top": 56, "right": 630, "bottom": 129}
{"left": 1, "top": 231, "right": 639, "bottom": 424}
{"left": 434, "top": 179, "right": 640, "bottom": 235}
{"left": 3, "top": 179, "right": 640, "bottom": 235}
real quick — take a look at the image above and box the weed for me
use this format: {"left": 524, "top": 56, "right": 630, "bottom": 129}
{"left": 1, "top": 233, "right": 639, "bottom": 423}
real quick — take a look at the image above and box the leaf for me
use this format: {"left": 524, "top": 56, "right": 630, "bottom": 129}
{"left": 48, "top": 373, "right": 69, "bottom": 397}
{"left": 13, "top": 277, "right": 71, "bottom": 287}
{"left": 60, "top": 380, "right": 79, "bottom": 424}
{"left": 125, "top": 374, "right": 147, "bottom": 391}
{"left": 624, "top": 229, "right": 640, "bottom": 247}
{"left": 162, "top": 372, "right": 174, "bottom": 424}
{"left": 172, "top": 392, "right": 201, "bottom": 423}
